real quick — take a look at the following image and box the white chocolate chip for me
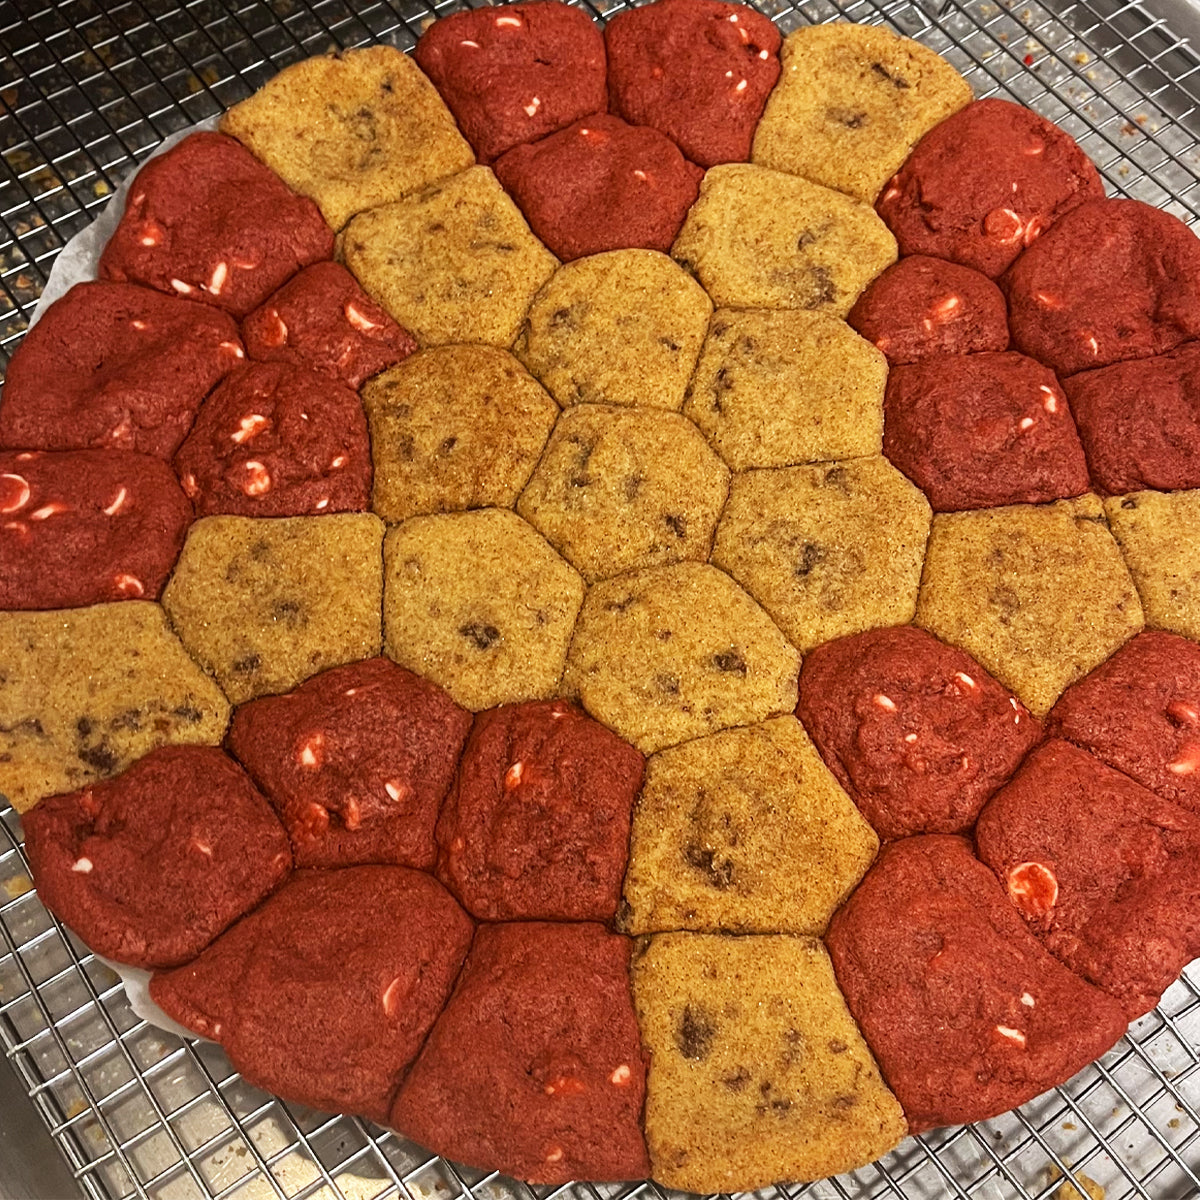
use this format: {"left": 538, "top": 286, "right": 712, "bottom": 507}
{"left": 298, "top": 731, "right": 325, "bottom": 769}
{"left": 1086, "top": 335, "right": 1099, "bottom": 356}
{"left": 131, "top": 319, "right": 147, "bottom": 331}
{"left": 262, "top": 310, "right": 288, "bottom": 346}
{"left": 904, "top": 732, "right": 918, "bottom": 743}
{"left": 954, "top": 671, "right": 976, "bottom": 690}
{"left": 1006, "top": 860, "right": 1059, "bottom": 916}
{"left": 872, "top": 693, "right": 897, "bottom": 712}
{"left": 382, "top": 976, "right": 404, "bottom": 1017}
{"left": 610, "top": 1064, "right": 632, "bottom": 1085}
{"left": 505, "top": 761, "right": 524, "bottom": 790}
{"left": 102, "top": 487, "right": 129, "bottom": 516}
{"left": 1040, "top": 385, "right": 1058, "bottom": 413}
{"left": 219, "top": 340, "right": 245, "bottom": 359}
{"left": 385, "top": 779, "right": 411, "bottom": 804}
{"left": 114, "top": 573, "right": 145, "bottom": 596}
{"left": 344, "top": 301, "right": 381, "bottom": 333}
{"left": 1019, "top": 417, "right": 1035, "bottom": 431}
{"left": 232, "top": 413, "right": 270, "bottom": 445}
{"left": 1021, "top": 992, "right": 1036, "bottom": 1007}
{"left": 343, "top": 796, "right": 361, "bottom": 830}
{"left": 495, "top": 14, "right": 521, "bottom": 25}
{"left": 633, "top": 169, "right": 648, "bottom": 181}
{"left": 545, "top": 1148, "right": 564, "bottom": 1164}
{"left": 314, "top": 497, "right": 330, "bottom": 511}
{"left": 241, "top": 461, "right": 272, "bottom": 497}
{"left": 1168, "top": 743, "right": 1200, "bottom": 775}
{"left": 170, "top": 278, "right": 196, "bottom": 295}
{"left": 523, "top": 97, "right": 542, "bottom": 117}
{"left": 984, "top": 207, "right": 1023, "bottom": 243}
{"left": 207, "top": 261, "right": 228, "bottom": 296}
{"left": 30, "top": 502, "right": 68, "bottom": 520}
{"left": 1168, "top": 700, "right": 1200, "bottom": 725}
{"left": 1034, "top": 291, "right": 1063, "bottom": 309}
{"left": 460, "top": 38, "right": 480, "bottom": 47}
{"left": 758, "top": 48, "right": 769, "bottom": 58}
{"left": 734, "top": 79, "right": 748, "bottom": 92}
{"left": 330, "top": 455, "right": 348, "bottom": 469}
{"left": 181, "top": 473, "right": 199, "bottom": 499}
{"left": 72, "top": 857, "right": 94, "bottom": 874}
{"left": 190, "top": 838, "right": 213, "bottom": 857}
{"left": 0, "top": 474, "right": 30, "bottom": 514}
{"left": 996, "top": 1025, "right": 1026, "bottom": 1047}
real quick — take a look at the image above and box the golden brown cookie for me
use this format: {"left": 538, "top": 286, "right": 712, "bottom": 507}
{"left": 162, "top": 514, "right": 384, "bottom": 705}
{"left": 671, "top": 163, "right": 897, "bottom": 314}
{"left": 1105, "top": 489, "right": 1200, "bottom": 641}
{"left": 917, "top": 495, "right": 1145, "bottom": 717}
{"left": 342, "top": 167, "right": 557, "bottom": 347}
{"left": 363, "top": 345, "right": 559, "bottom": 524}
{"left": 0, "top": 603, "right": 230, "bottom": 812}
{"left": 683, "top": 309, "right": 886, "bottom": 470}
{"left": 632, "top": 931, "right": 907, "bottom": 1192}
{"left": 563, "top": 562, "right": 799, "bottom": 753}
{"left": 621, "top": 716, "right": 877, "bottom": 935}
{"left": 221, "top": 46, "right": 473, "bottom": 231}
{"left": 517, "top": 403, "right": 730, "bottom": 583}
{"left": 383, "top": 508, "right": 584, "bottom": 711}
{"left": 752, "top": 24, "right": 972, "bottom": 203}
{"left": 712, "top": 457, "right": 931, "bottom": 652}
{"left": 515, "top": 249, "right": 712, "bottom": 410}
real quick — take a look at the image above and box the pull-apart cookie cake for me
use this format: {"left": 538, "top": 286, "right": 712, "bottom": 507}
{"left": 3, "top": 1, "right": 1200, "bottom": 1190}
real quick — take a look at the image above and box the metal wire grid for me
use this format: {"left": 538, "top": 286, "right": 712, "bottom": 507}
{"left": 1, "top": 0, "right": 1200, "bottom": 1197}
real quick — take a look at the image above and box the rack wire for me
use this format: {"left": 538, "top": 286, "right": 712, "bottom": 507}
{"left": 2, "top": 0, "right": 1200, "bottom": 1196}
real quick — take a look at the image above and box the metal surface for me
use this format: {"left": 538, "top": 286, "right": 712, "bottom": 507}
{"left": 1, "top": 0, "right": 1200, "bottom": 1197}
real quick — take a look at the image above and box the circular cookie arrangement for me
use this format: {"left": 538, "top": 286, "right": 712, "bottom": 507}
{"left": 4, "top": 2, "right": 1200, "bottom": 1192}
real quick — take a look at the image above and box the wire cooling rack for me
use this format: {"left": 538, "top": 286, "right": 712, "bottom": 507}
{"left": 2, "top": 0, "right": 1200, "bottom": 1197}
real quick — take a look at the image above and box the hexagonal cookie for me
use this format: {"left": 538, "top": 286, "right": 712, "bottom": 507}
{"left": 682, "top": 309, "right": 886, "bottom": 470}
{"left": 621, "top": 716, "right": 877, "bottom": 935}
{"left": 711, "top": 456, "right": 931, "bottom": 652}
{"left": 631, "top": 931, "right": 907, "bottom": 1192}
{"left": 0, "top": 602, "right": 230, "bottom": 812}
{"left": 916, "top": 495, "right": 1144, "bottom": 717}
{"left": 162, "top": 514, "right": 384, "bottom": 705}
{"left": 343, "top": 167, "right": 557, "bottom": 348}
{"left": 563, "top": 562, "right": 799, "bottom": 754}
{"left": 515, "top": 249, "right": 712, "bottom": 410}
{"left": 383, "top": 508, "right": 584, "bottom": 712}
{"left": 517, "top": 404, "right": 730, "bottom": 583}
{"left": 671, "top": 163, "right": 896, "bottom": 315}
{"left": 363, "top": 345, "right": 559, "bottom": 524}
{"left": 1105, "top": 489, "right": 1200, "bottom": 641}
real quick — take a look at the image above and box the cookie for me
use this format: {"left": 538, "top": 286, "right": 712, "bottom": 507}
{"left": 882, "top": 352, "right": 1089, "bottom": 511}
{"left": 0, "top": 450, "right": 192, "bottom": 609}
{"left": 436, "top": 699, "right": 644, "bottom": 920}
{"left": 846, "top": 255, "right": 1010, "bottom": 364}
{"left": 414, "top": 2, "right": 607, "bottom": 164}
{"left": 383, "top": 508, "right": 584, "bottom": 712}
{"left": 632, "top": 931, "right": 906, "bottom": 1191}
{"left": 391, "top": 922, "right": 649, "bottom": 1185}
{"left": 0, "top": 281, "right": 243, "bottom": 458}
{"left": 682, "top": 308, "right": 886, "bottom": 470}
{"left": 672, "top": 163, "right": 897, "bottom": 314}
{"left": 711, "top": 457, "right": 932, "bottom": 652}
{"left": 1005, "top": 198, "right": 1200, "bottom": 376}
{"left": 240, "top": 261, "right": 416, "bottom": 388}
{"left": 621, "top": 716, "right": 878, "bottom": 935}
{"left": 563, "top": 561, "right": 800, "bottom": 754}
{"left": 825, "top": 834, "right": 1130, "bottom": 1134}
{"left": 876, "top": 98, "right": 1104, "bottom": 277}
{"left": 173, "top": 362, "right": 371, "bottom": 518}
{"left": 976, "top": 738, "right": 1200, "bottom": 1018}
{"left": 228, "top": 657, "right": 471, "bottom": 869}
{"left": 1065, "top": 342, "right": 1200, "bottom": 494}
{"left": 24, "top": 746, "right": 290, "bottom": 969}
{"left": 1105, "top": 488, "right": 1200, "bottom": 641}
{"left": 343, "top": 167, "right": 557, "bottom": 348}
{"left": 796, "top": 626, "right": 1042, "bottom": 840}
{"left": 221, "top": 46, "right": 473, "bottom": 231}
{"left": 1046, "top": 630, "right": 1200, "bottom": 816}
{"left": 363, "top": 345, "right": 558, "bottom": 524}
{"left": 99, "top": 132, "right": 333, "bottom": 318}
{"left": 493, "top": 115, "right": 703, "bottom": 261}
{"left": 916, "top": 495, "right": 1144, "bottom": 717}
{"left": 515, "top": 249, "right": 712, "bottom": 411}
{"left": 751, "top": 23, "right": 972, "bottom": 204}
{"left": 0, "top": 602, "right": 230, "bottom": 813}
{"left": 516, "top": 403, "right": 730, "bottom": 583}
{"left": 162, "top": 514, "right": 384, "bottom": 705}
{"left": 151, "top": 866, "right": 473, "bottom": 1122}
{"left": 604, "top": 0, "right": 781, "bottom": 168}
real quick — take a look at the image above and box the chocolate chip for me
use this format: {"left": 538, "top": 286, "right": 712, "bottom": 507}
{"left": 173, "top": 705, "right": 203, "bottom": 723}
{"left": 676, "top": 1003, "right": 717, "bottom": 1060}
{"left": 804, "top": 265, "right": 836, "bottom": 308}
{"left": 829, "top": 107, "right": 868, "bottom": 129}
{"left": 871, "top": 61, "right": 910, "bottom": 88}
{"left": 722, "top": 1066, "right": 752, "bottom": 1091}
{"left": 108, "top": 709, "right": 142, "bottom": 732}
{"left": 665, "top": 514, "right": 687, "bottom": 539}
{"left": 439, "top": 436, "right": 458, "bottom": 455}
{"left": 459, "top": 622, "right": 501, "bottom": 650}
{"left": 1122, "top": 497, "right": 1138, "bottom": 509}
{"left": 797, "top": 228, "right": 819, "bottom": 250}
{"left": 828, "top": 1038, "right": 849, "bottom": 1054}
{"left": 711, "top": 322, "right": 730, "bottom": 338}
{"left": 78, "top": 743, "right": 118, "bottom": 772}
{"left": 271, "top": 599, "right": 304, "bottom": 626}
{"left": 605, "top": 594, "right": 637, "bottom": 613}
{"left": 76, "top": 717, "right": 92, "bottom": 738}
{"left": 233, "top": 654, "right": 262, "bottom": 674}
{"left": 658, "top": 337, "right": 682, "bottom": 352}
{"left": 683, "top": 842, "right": 735, "bottom": 889}
{"left": 712, "top": 649, "right": 747, "bottom": 675}
{"left": 833, "top": 1094, "right": 857, "bottom": 1109}
{"left": 823, "top": 465, "right": 849, "bottom": 489}
{"left": 796, "top": 542, "right": 824, "bottom": 577}
{"left": 624, "top": 474, "right": 644, "bottom": 501}
{"left": 656, "top": 672, "right": 681, "bottom": 695}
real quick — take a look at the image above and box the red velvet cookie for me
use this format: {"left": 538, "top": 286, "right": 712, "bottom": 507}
{"left": 0, "top": 281, "right": 243, "bottom": 458}
{"left": 241, "top": 260, "right": 415, "bottom": 388}
{"left": 229, "top": 657, "right": 472, "bottom": 869}
{"left": 825, "top": 834, "right": 1129, "bottom": 1134}
{"left": 0, "top": 449, "right": 192, "bottom": 609}
{"left": 877, "top": 99, "right": 1104, "bottom": 278}
{"left": 1005, "top": 198, "right": 1200, "bottom": 376}
{"left": 435, "top": 699, "right": 644, "bottom": 921}
{"left": 883, "top": 351, "right": 1089, "bottom": 510}
{"left": 24, "top": 746, "right": 291, "bottom": 970}
{"left": 797, "top": 626, "right": 1041, "bottom": 840}
{"left": 151, "top": 866, "right": 473, "bottom": 1122}
{"left": 173, "top": 361, "right": 370, "bottom": 517}
{"left": 1046, "top": 630, "right": 1200, "bottom": 817}
{"left": 976, "top": 739, "right": 1200, "bottom": 1019}
{"left": 847, "top": 255, "right": 1010, "bottom": 365}
{"left": 391, "top": 921, "right": 650, "bottom": 1184}
{"left": 605, "top": 0, "right": 781, "bottom": 168}
{"left": 1065, "top": 341, "right": 1200, "bottom": 493}
{"left": 99, "top": 132, "right": 333, "bottom": 318}
{"left": 493, "top": 114, "right": 703, "bottom": 261}
{"left": 414, "top": 2, "right": 607, "bottom": 164}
